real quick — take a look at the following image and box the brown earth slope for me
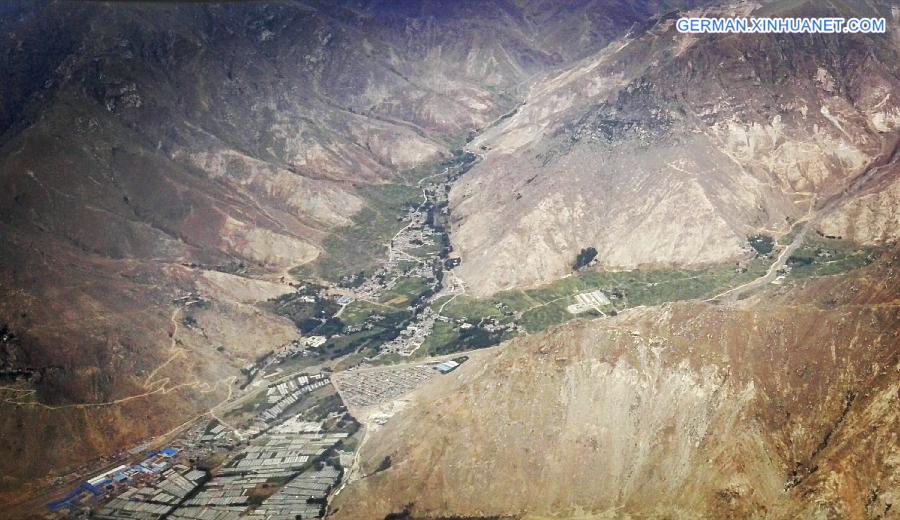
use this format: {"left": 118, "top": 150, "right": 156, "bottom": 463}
{"left": 332, "top": 248, "right": 900, "bottom": 519}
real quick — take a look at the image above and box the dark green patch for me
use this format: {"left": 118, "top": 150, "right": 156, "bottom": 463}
{"left": 264, "top": 291, "right": 340, "bottom": 333}
{"left": 573, "top": 246, "right": 598, "bottom": 270}
{"left": 787, "top": 235, "right": 875, "bottom": 278}
{"left": 749, "top": 234, "right": 774, "bottom": 255}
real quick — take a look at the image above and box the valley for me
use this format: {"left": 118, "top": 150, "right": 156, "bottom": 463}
{"left": 1, "top": 1, "right": 899, "bottom": 519}
{"left": 16, "top": 123, "right": 886, "bottom": 518}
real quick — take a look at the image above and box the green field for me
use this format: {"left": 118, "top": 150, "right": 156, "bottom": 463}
{"left": 419, "top": 320, "right": 462, "bottom": 357}
{"left": 406, "top": 239, "right": 444, "bottom": 259}
{"left": 428, "top": 240, "right": 877, "bottom": 337}
{"left": 380, "top": 276, "right": 432, "bottom": 306}
{"left": 339, "top": 300, "right": 391, "bottom": 327}
{"left": 787, "top": 235, "right": 876, "bottom": 278}
{"left": 519, "top": 301, "right": 573, "bottom": 333}
{"left": 436, "top": 295, "right": 503, "bottom": 321}
{"left": 432, "top": 258, "right": 773, "bottom": 335}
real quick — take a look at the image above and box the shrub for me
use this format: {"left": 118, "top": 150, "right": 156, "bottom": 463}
{"left": 749, "top": 234, "right": 774, "bottom": 255}
{"left": 573, "top": 247, "right": 598, "bottom": 270}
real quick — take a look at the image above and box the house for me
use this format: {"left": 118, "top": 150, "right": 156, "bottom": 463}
{"left": 160, "top": 447, "right": 178, "bottom": 458}
{"left": 434, "top": 360, "right": 460, "bottom": 374}
{"left": 305, "top": 336, "right": 327, "bottom": 348}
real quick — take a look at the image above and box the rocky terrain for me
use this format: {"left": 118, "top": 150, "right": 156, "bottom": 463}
{"left": 2, "top": 0, "right": 899, "bottom": 517}
{"left": 331, "top": 247, "right": 900, "bottom": 519}
{"left": 0, "top": 0, "right": 711, "bottom": 506}
{"left": 451, "top": 0, "right": 900, "bottom": 294}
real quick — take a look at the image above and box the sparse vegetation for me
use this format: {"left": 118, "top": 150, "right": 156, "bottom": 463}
{"left": 223, "top": 388, "right": 268, "bottom": 420}
{"left": 787, "top": 235, "right": 876, "bottom": 278}
{"left": 778, "top": 223, "right": 803, "bottom": 245}
{"left": 291, "top": 184, "right": 422, "bottom": 282}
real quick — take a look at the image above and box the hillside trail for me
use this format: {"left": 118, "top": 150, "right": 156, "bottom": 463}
{"left": 708, "top": 133, "right": 900, "bottom": 304}
{"left": 1, "top": 306, "right": 227, "bottom": 409}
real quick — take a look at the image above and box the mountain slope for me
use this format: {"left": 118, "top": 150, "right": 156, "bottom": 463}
{"left": 450, "top": 1, "right": 900, "bottom": 295}
{"left": 331, "top": 248, "right": 900, "bottom": 519}
{"left": 0, "top": 0, "right": 711, "bottom": 502}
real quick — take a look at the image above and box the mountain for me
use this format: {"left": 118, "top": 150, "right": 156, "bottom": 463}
{"left": 330, "top": 248, "right": 900, "bottom": 519}
{"left": 2, "top": 0, "right": 899, "bottom": 516}
{"left": 450, "top": 0, "right": 900, "bottom": 294}
{"left": 325, "top": 2, "right": 900, "bottom": 518}
{"left": 0, "top": 0, "right": 709, "bottom": 505}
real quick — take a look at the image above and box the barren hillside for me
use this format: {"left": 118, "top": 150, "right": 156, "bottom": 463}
{"left": 450, "top": 0, "right": 900, "bottom": 295}
{"left": 331, "top": 247, "right": 900, "bottom": 519}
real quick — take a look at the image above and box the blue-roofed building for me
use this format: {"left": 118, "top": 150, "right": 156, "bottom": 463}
{"left": 160, "top": 447, "right": 178, "bottom": 457}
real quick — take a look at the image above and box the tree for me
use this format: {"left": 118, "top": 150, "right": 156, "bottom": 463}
{"left": 749, "top": 234, "right": 774, "bottom": 255}
{"left": 573, "top": 247, "right": 598, "bottom": 270}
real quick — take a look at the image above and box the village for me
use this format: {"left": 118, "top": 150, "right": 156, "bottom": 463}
{"left": 42, "top": 150, "right": 615, "bottom": 519}
{"left": 43, "top": 160, "right": 483, "bottom": 518}
{"left": 48, "top": 347, "right": 472, "bottom": 519}
{"left": 332, "top": 360, "right": 463, "bottom": 409}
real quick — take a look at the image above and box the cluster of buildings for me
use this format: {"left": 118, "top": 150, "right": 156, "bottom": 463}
{"left": 172, "top": 420, "right": 238, "bottom": 466}
{"left": 243, "top": 373, "right": 330, "bottom": 438}
{"left": 389, "top": 206, "right": 438, "bottom": 256}
{"left": 333, "top": 364, "right": 439, "bottom": 408}
{"left": 264, "top": 373, "right": 326, "bottom": 405}
{"left": 352, "top": 258, "right": 438, "bottom": 305}
{"left": 82, "top": 403, "right": 352, "bottom": 520}
{"left": 566, "top": 290, "right": 612, "bottom": 314}
{"left": 228, "top": 437, "right": 309, "bottom": 474}
{"left": 49, "top": 158, "right": 484, "bottom": 520}
{"left": 377, "top": 308, "right": 436, "bottom": 357}
{"left": 241, "top": 463, "right": 340, "bottom": 520}
{"left": 196, "top": 423, "right": 231, "bottom": 448}
{"left": 161, "top": 415, "right": 349, "bottom": 520}
{"left": 268, "top": 338, "right": 314, "bottom": 364}
{"left": 47, "top": 447, "right": 192, "bottom": 516}
{"left": 91, "top": 466, "right": 207, "bottom": 520}
{"left": 247, "top": 334, "right": 328, "bottom": 381}
{"left": 339, "top": 195, "right": 443, "bottom": 304}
